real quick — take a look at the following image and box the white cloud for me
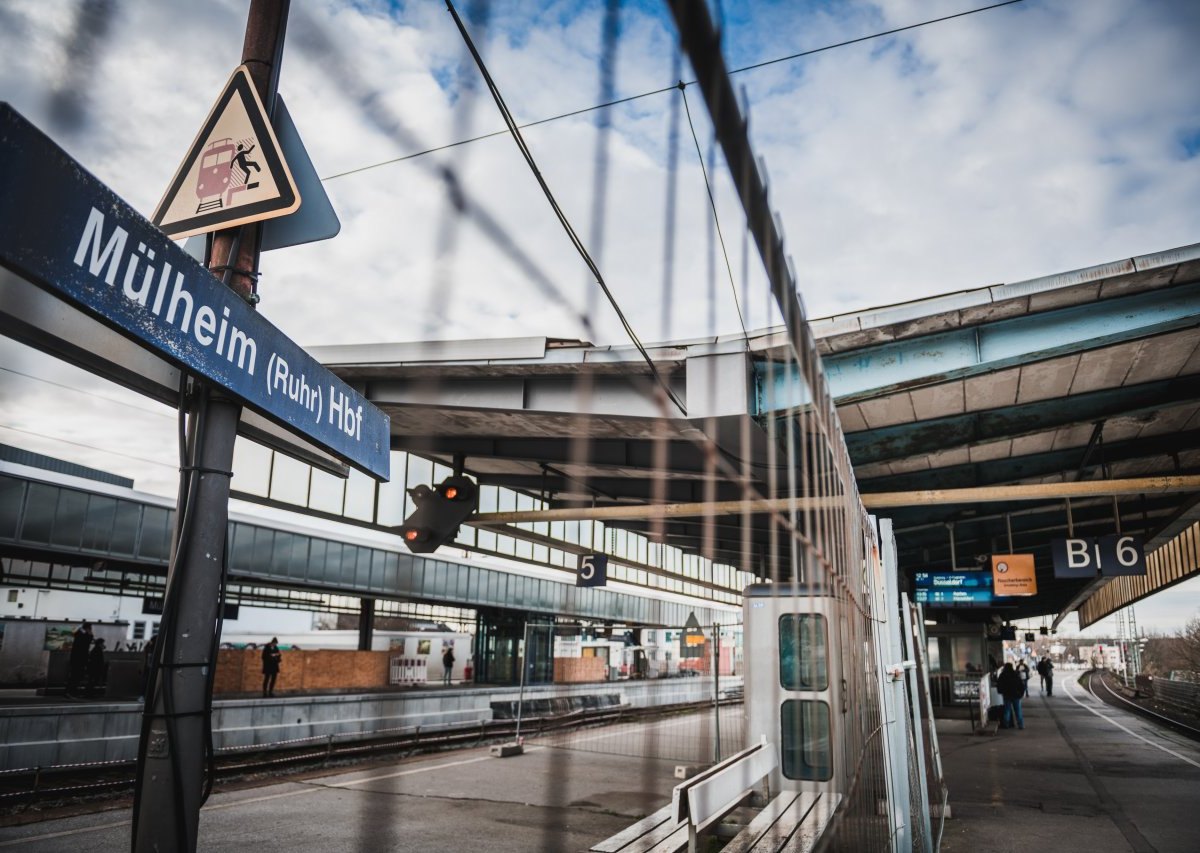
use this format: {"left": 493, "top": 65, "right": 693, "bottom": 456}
{"left": 1, "top": 0, "right": 1196, "bottom": 629}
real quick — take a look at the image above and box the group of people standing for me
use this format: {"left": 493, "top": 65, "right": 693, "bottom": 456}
{"left": 66, "top": 621, "right": 107, "bottom": 697}
{"left": 995, "top": 655, "right": 1055, "bottom": 730}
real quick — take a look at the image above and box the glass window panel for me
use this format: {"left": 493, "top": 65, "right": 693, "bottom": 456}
{"left": 138, "top": 506, "right": 171, "bottom": 562}
{"left": 252, "top": 527, "right": 275, "bottom": 575}
{"left": 926, "top": 638, "right": 942, "bottom": 672}
{"left": 477, "top": 527, "right": 497, "bottom": 551}
{"left": 21, "top": 483, "right": 57, "bottom": 544}
{"left": 271, "top": 532, "right": 295, "bottom": 576}
{"left": 231, "top": 439, "right": 271, "bottom": 497}
{"left": 950, "top": 637, "right": 983, "bottom": 673}
{"left": 268, "top": 453, "right": 310, "bottom": 506}
{"left": 50, "top": 489, "right": 87, "bottom": 549}
{"left": 289, "top": 534, "right": 309, "bottom": 579}
{"left": 110, "top": 500, "right": 140, "bottom": 556}
{"left": 307, "top": 539, "right": 327, "bottom": 582}
{"left": 516, "top": 537, "right": 533, "bottom": 560}
{"left": 780, "top": 700, "right": 832, "bottom": 781}
{"left": 343, "top": 470, "right": 376, "bottom": 522}
{"left": 327, "top": 542, "right": 348, "bottom": 584}
{"left": 382, "top": 552, "right": 399, "bottom": 590}
{"left": 0, "top": 476, "right": 25, "bottom": 539}
{"left": 376, "top": 477, "right": 408, "bottom": 526}
{"left": 80, "top": 495, "right": 117, "bottom": 551}
{"left": 355, "top": 547, "right": 372, "bottom": 588}
{"left": 229, "top": 523, "right": 253, "bottom": 571}
{"left": 779, "top": 614, "right": 828, "bottom": 691}
{"left": 309, "top": 468, "right": 346, "bottom": 515}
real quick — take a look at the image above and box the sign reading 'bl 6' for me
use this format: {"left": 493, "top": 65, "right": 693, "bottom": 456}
{"left": 1051, "top": 535, "right": 1146, "bottom": 579}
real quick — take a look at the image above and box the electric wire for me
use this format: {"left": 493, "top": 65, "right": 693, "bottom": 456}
{"left": 0, "top": 365, "right": 174, "bottom": 420}
{"left": 130, "top": 375, "right": 197, "bottom": 853}
{"left": 324, "top": 0, "right": 1026, "bottom": 182}
{"left": 0, "top": 423, "right": 176, "bottom": 469}
{"left": 679, "top": 84, "right": 748, "bottom": 345}
{"left": 446, "top": 0, "right": 687, "bottom": 416}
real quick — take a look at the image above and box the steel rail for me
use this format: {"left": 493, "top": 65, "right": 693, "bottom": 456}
{"left": 1084, "top": 670, "right": 1200, "bottom": 741}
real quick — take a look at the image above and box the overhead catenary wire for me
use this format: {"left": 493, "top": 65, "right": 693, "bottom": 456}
{"left": 0, "top": 423, "right": 176, "bottom": 469}
{"left": 446, "top": 0, "right": 687, "bottom": 416}
{"left": 324, "top": 0, "right": 1027, "bottom": 182}
{"left": 0, "top": 366, "right": 175, "bottom": 420}
{"left": 680, "top": 84, "right": 748, "bottom": 346}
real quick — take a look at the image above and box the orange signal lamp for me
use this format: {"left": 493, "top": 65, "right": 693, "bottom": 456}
{"left": 443, "top": 485, "right": 460, "bottom": 500}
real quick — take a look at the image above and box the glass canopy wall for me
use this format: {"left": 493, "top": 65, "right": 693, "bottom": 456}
{"left": 233, "top": 443, "right": 757, "bottom": 607}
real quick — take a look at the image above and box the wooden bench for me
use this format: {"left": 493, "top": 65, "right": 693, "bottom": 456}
{"left": 591, "top": 740, "right": 841, "bottom": 853}
{"left": 721, "top": 791, "right": 842, "bottom": 853}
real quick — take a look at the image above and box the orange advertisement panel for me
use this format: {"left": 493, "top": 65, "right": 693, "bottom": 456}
{"left": 992, "top": 554, "right": 1037, "bottom": 596}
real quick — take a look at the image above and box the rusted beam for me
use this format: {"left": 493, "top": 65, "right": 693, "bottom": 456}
{"left": 467, "top": 475, "right": 1200, "bottom": 525}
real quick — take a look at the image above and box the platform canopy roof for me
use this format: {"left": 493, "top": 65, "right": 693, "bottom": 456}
{"left": 315, "top": 243, "right": 1200, "bottom": 624}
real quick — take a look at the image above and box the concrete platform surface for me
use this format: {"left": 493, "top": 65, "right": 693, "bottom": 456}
{"left": 938, "top": 674, "right": 1200, "bottom": 853}
{"left": 0, "top": 742, "right": 679, "bottom": 853}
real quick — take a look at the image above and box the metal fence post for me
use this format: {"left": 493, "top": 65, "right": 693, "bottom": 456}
{"left": 515, "top": 620, "right": 530, "bottom": 745}
{"left": 713, "top": 622, "right": 721, "bottom": 763}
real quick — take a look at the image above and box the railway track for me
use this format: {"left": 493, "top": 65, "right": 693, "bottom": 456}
{"left": 1081, "top": 669, "right": 1200, "bottom": 743}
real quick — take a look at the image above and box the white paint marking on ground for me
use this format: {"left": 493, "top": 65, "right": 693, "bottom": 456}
{"left": 555, "top": 714, "right": 701, "bottom": 746}
{"left": 1061, "top": 678, "right": 1200, "bottom": 770}
{"left": 0, "top": 820, "right": 131, "bottom": 848}
{"left": 0, "top": 748, "right": 542, "bottom": 845}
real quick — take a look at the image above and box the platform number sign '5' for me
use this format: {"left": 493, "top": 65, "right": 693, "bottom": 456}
{"left": 577, "top": 554, "right": 609, "bottom": 587}
{"left": 1051, "top": 534, "right": 1146, "bottom": 579}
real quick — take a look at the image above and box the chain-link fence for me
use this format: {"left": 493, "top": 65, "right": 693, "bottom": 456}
{"left": 530, "top": 623, "right": 744, "bottom": 766}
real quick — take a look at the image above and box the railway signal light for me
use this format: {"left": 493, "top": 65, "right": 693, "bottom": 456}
{"left": 398, "top": 476, "right": 478, "bottom": 554}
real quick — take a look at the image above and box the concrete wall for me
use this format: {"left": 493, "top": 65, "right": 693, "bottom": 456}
{"left": 0, "top": 676, "right": 742, "bottom": 771}
{"left": 213, "top": 649, "right": 391, "bottom": 695}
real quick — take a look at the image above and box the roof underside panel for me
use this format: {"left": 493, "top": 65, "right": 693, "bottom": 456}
{"left": 324, "top": 245, "right": 1200, "bottom": 624}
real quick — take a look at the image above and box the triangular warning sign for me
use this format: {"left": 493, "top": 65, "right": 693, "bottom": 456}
{"left": 152, "top": 65, "right": 300, "bottom": 239}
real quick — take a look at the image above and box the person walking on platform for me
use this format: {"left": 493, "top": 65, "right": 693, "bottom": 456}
{"left": 140, "top": 634, "right": 157, "bottom": 702}
{"left": 67, "top": 621, "right": 93, "bottom": 697}
{"left": 1017, "top": 659, "right": 1031, "bottom": 697}
{"left": 1038, "top": 656, "right": 1054, "bottom": 696}
{"left": 997, "top": 662, "right": 1025, "bottom": 729}
{"left": 86, "top": 637, "right": 107, "bottom": 696}
{"left": 442, "top": 644, "right": 455, "bottom": 686}
{"left": 262, "top": 637, "right": 282, "bottom": 697}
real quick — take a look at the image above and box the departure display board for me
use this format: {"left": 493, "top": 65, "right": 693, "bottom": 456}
{"left": 912, "top": 571, "right": 994, "bottom": 607}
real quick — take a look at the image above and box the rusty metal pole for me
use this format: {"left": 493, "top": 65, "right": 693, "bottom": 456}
{"left": 131, "top": 3, "right": 289, "bottom": 852}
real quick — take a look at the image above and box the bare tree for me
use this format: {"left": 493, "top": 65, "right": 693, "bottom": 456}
{"left": 1176, "top": 616, "right": 1200, "bottom": 675}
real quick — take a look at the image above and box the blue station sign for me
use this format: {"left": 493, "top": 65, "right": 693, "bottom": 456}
{"left": 0, "top": 104, "right": 389, "bottom": 480}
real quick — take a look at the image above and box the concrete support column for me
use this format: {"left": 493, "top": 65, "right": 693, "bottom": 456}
{"left": 358, "top": 598, "right": 375, "bottom": 651}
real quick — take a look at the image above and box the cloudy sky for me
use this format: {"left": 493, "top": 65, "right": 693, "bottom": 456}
{"left": 1, "top": 0, "right": 1198, "bottom": 634}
